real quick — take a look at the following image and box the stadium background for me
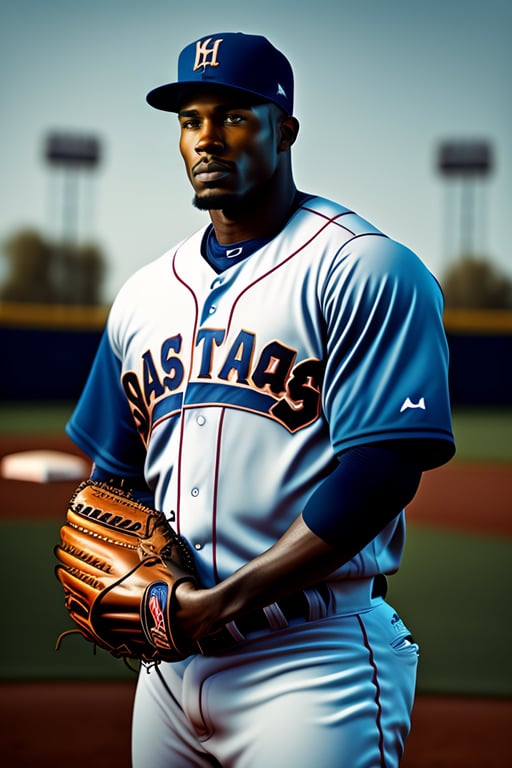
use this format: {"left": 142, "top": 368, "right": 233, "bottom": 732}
{"left": 1, "top": 1, "right": 511, "bottom": 764}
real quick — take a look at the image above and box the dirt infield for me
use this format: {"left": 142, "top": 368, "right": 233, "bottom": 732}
{"left": 1, "top": 433, "right": 511, "bottom": 766}
{"left": 407, "top": 460, "right": 512, "bottom": 537}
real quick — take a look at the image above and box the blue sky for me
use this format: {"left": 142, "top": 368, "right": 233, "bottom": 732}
{"left": 1, "top": 0, "right": 510, "bottom": 301}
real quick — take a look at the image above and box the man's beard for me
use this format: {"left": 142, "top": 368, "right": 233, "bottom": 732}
{"left": 193, "top": 192, "right": 240, "bottom": 212}
{"left": 192, "top": 181, "right": 271, "bottom": 217}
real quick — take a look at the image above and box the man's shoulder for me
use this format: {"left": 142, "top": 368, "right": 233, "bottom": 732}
{"left": 297, "top": 194, "right": 385, "bottom": 238}
{"left": 299, "top": 194, "right": 435, "bottom": 284}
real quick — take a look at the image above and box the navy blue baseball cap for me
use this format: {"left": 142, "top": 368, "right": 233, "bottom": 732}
{"left": 146, "top": 32, "right": 294, "bottom": 115}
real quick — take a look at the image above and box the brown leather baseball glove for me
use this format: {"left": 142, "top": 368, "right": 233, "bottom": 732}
{"left": 54, "top": 480, "right": 198, "bottom": 662}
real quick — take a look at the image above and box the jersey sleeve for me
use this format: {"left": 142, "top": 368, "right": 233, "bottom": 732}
{"left": 322, "top": 234, "right": 455, "bottom": 463}
{"left": 66, "top": 328, "right": 147, "bottom": 477}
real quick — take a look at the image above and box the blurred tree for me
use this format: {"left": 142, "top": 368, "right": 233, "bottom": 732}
{"left": 0, "top": 228, "right": 106, "bottom": 305}
{"left": 441, "top": 255, "right": 512, "bottom": 309}
{"left": 0, "top": 229, "right": 57, "bottom": 303}
{"left": 53, "top": 241, "right": 106, "bottom": 305}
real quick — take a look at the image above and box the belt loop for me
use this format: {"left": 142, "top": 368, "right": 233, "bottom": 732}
{"left": 303, "top": 587, "right": 329, "bottom": 620}
{"left": 225, "top": 620, "right": 246, "bottom": 642}
{"left": 263, "top": 602, "right": 289, "bottom": 630}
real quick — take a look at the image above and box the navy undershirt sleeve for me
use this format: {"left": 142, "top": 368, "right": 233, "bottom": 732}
{"left": 302, "top": 441, "right": 425, "bottom": 550}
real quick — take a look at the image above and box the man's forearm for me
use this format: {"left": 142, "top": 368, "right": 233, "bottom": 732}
{"left": 176, "top": 514, "right": 342, "bottom": 641}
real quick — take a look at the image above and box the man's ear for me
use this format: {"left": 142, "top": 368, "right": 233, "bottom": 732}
{"left": 278, "top": 116, "right": 300, "bottom": 151}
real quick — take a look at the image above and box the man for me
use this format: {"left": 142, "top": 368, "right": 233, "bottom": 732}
{"left": 66, "top": 32, "right": 455, "bottom": 767}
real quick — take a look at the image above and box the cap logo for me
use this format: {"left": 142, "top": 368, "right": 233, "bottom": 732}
{"left": 193, "top": 37, "right": 223, "bottom": 72}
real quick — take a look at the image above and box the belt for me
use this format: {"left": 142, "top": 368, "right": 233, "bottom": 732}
{"left": 196, "top": 575, "right": 387, "bottom": 656}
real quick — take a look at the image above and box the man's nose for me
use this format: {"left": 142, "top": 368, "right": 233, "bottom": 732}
{"left": 195, "top": 121, "right": 225, "bottom": 154}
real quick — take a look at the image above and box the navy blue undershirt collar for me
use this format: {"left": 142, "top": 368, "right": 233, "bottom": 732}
{"left": 203, "top": 227, "right": 271, "bottom": 273}
{"left": 201, "top": 191, "right": 312, "bottom": 274}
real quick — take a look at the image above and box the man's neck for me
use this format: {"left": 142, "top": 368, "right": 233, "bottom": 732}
{"left": 208, "top": 179, "right": 298, "bottom": 245}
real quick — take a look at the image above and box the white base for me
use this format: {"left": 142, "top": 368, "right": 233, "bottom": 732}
{"left": 0, "top": 450, "right": 89, "bottom": 483}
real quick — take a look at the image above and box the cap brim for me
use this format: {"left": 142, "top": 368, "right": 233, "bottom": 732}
{"left": 146, "top": 81, "right": 274, "bottom": 113}
{"left": 146, "top": 83, "right": 192, "bottom": 112}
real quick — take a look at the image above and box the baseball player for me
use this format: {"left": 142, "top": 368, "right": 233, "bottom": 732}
{"left": 65, "top": 32, "right": 455, "bottom": 767}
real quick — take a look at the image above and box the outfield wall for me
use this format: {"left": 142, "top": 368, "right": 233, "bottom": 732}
{"left": 1, "top": 303, "right": 108, "bottom": 401}
{"left": 1, "top": 303, "right": 511, "bottom": 405}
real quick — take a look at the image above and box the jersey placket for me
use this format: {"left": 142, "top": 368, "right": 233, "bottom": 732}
{"left": 177, "top": 274, "right": 233, "bottom": 583}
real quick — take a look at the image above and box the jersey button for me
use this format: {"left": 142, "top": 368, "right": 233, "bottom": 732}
{"left": 194, "top": 542, "right": 203, "bottom": 550}
{"left": 191, "top": 487, "right": 200, "bottom": 497}
{"left": 196, "top": 415, "right": 206, "bottom": 426}
{"left": 208, "top": 305, "right": 217, "bottom": 315}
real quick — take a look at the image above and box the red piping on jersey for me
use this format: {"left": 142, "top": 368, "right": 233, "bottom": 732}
{"left": 211, "top": 407, "right": 226, "bottom": 583}
{"left": 300, "top": 204, "right": 355, "bottom": 225}
{"left": 225, "top": 208, "right": 356, "bottom": 336}
{"left": 171, "top": 245, "right": 200, "bottom": 534}
{"left": 357, "top": 613, "right": 387, "bottom": 768}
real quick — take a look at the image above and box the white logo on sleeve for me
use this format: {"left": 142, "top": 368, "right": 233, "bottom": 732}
{"left": 400, "top": 396, "right": 426, "bottom": 413}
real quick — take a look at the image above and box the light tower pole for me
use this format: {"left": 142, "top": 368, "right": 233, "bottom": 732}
{"left": 45, "top": 132, "right": 101, "bottom": 243}
{"left": 437, "top": 140, "right": 493, "bottom": 260}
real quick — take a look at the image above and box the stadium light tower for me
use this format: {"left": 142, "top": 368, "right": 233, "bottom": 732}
{"left": 44, "top": 132, "right": 102, "bottom": 243}
{"left": 437, "top": 140, "right": 493, "bottom": 260}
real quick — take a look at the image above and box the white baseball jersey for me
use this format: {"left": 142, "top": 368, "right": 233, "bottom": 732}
{"left": 67, "top": 195, "right": 454, "bottom": 588}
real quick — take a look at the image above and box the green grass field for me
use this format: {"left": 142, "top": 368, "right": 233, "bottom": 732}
{"left": 1, "top": 402, "right": 510, "bottom": 694}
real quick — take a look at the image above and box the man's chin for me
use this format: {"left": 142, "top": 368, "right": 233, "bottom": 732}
{"left": 193, "top": 192, "right": 239, "bottom": 211}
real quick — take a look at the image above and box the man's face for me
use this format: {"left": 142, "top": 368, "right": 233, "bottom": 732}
{"left": 178, "top": 89, "right": 283, "bottom": 211}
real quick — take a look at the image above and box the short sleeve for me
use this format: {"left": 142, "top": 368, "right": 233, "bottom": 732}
{"left": 66, "top": 329, "right": 147, "bottom": 477}
{"left": 322, "top": 234, "right": 454, "bottom": 458}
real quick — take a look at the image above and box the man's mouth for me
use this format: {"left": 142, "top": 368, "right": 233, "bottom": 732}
{"left": 193, "top": 161, "right": 232, "bottom": 183}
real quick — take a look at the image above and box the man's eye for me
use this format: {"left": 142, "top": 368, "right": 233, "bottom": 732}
{"left": 225, "top": 114, "right": 243, "bottom": 124}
